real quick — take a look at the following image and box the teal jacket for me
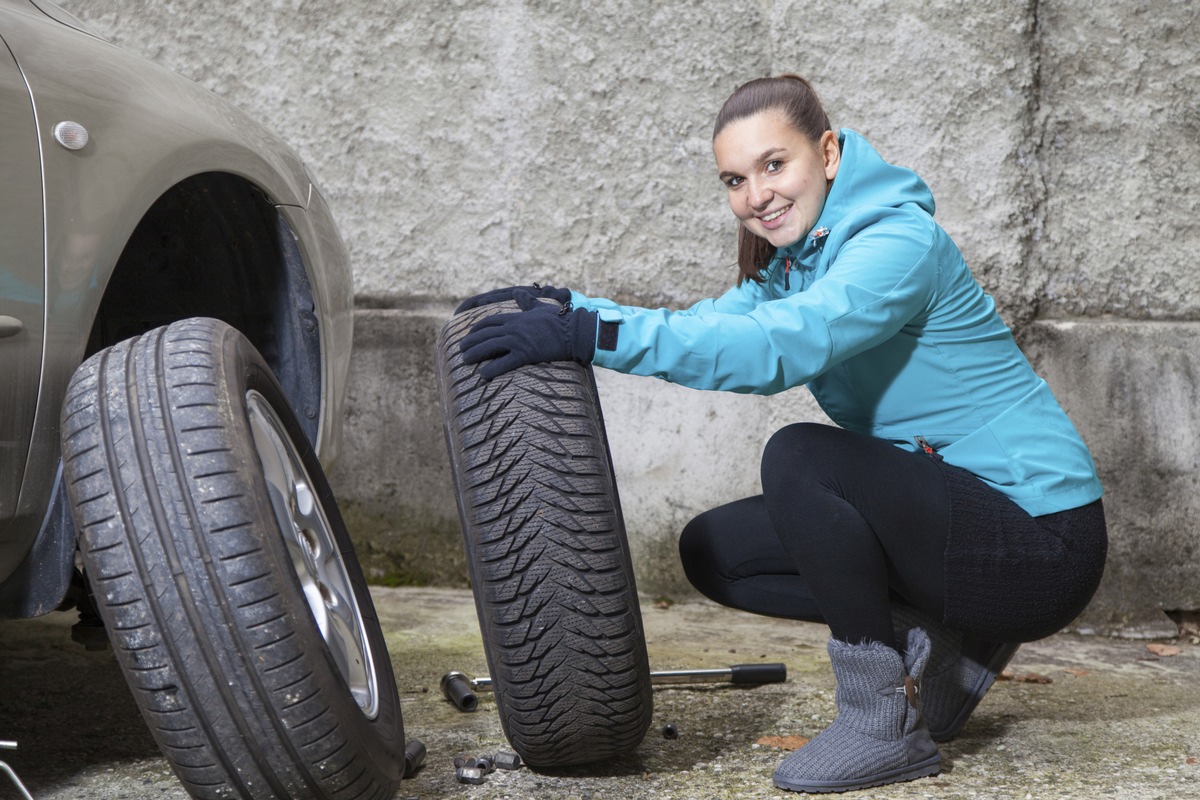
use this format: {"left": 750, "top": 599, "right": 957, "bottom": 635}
{"left": 571, "top": 130, "right": 1102, "bottom": 517}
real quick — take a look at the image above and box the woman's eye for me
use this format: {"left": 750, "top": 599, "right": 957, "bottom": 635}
{"left": 765, "top": 160, "right": 783, "bottom": 173}
{"left": 726, "top": 176, "right": 744, "bottom": 188}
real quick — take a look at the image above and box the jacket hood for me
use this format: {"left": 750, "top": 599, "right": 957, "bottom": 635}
{"left": 780, "top": 129, "right": 935, "bottom": 259}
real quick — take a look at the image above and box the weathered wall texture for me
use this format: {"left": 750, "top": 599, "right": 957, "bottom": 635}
{"left": 61, "top": 0, "right": 1200, "bottom": 635}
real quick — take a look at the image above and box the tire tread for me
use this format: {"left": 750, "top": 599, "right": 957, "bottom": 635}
{"left": 436, "top": 302, "right": 652, "bottom": 768}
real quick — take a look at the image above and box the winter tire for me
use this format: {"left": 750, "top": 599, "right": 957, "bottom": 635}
{"left": 435, "top": 299, "right": 653, "bottom": 769}
{"left": 59, "top": 317, "right": 404, "bottom": 800}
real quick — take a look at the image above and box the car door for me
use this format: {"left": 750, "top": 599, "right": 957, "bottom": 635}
{"left": 0, "top": 33, "right": 46, "bottom": 535}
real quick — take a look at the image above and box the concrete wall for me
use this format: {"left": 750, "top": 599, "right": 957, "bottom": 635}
{"left": 61, "top": 1, "right": 1200, "bottom": 636}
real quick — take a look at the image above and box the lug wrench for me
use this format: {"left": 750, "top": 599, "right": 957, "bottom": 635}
{"left": 441, "top": 662, "right": 787, "bottom": 712}
{"left": 0, "top": 742, "right": 33, "bottom": 800}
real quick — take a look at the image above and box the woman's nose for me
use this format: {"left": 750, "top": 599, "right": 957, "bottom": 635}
{"left": 748, "top": 181, "right": 772, "bottom": 211}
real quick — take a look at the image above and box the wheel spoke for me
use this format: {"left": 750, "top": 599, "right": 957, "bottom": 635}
{"left": 323, "top": 592, "right": 371, "bottom": 706}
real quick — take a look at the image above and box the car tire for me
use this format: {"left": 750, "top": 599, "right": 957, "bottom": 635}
{"left": 59, "top": 317, "right": 404, "bottom": 800}
{"left": 435, "top": 299, "right": 653, "bottom": 769}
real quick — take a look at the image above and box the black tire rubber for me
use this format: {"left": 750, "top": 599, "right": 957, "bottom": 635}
{"left": 435, "top": 299, "right": 653, "bottom": 769}
{"left": 59, "top": 318, "right": 404, "bottom": 800}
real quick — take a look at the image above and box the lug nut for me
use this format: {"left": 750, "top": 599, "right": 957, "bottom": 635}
{"left": 403, "top": 739, "right": 426, "bottom": 778}
{"left": 456, "top": 766, "right": 486, "bottom": 785}
{"left": 662, "top": 723, "right": 679, "bottom": 739}
{"left": 494, "top": 750, "right": 522, "bottom": 770}
{"left": 467, "top": 755, "right": 495, "bottom": 774}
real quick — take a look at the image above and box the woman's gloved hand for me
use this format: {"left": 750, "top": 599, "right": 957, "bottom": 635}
{"left": 454, "top": 283, "right": 572, "bottom": 314}
{"left": 459, "top": 290, "right": 597, "bottom": 380}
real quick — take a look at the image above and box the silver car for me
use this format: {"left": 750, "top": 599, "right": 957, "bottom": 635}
{"left": 0, "top": 2, "right": 405, "bottom": 797}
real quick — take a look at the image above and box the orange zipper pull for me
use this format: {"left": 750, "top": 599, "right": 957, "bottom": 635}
{"left": 914, "top": 435, "right": 942, "bottom": 460}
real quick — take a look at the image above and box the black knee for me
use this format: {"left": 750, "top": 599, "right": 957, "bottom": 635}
{"left": 760, "top": 422, "right": 839, "bottom": 499}
{"left": 679, "top": 499, "right": 826, "bottom": 621}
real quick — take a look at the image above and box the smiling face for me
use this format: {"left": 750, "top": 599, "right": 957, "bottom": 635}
{"left": 713, "top": 110, "right": 840, "bottom": 249}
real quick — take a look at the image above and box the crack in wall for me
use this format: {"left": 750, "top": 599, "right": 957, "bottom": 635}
{"left": 1019, "top": 0, "right": 1049, "bottom": 328}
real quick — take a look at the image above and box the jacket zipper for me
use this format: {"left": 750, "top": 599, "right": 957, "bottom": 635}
{"left": 914, "top": 435, "right": 943, "bottom": 461}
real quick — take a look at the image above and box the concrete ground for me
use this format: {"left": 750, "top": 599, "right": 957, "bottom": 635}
{"left": 0, "top": 587, "right": 1197, "bottom": 800}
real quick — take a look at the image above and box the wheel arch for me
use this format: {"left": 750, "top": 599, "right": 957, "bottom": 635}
{"left": 84, "top": 170, "right": 323, "bottom": 446}
{"left": 52, "top": 150, "right": 355, "bottom": 472}
{"left": 0, "top": 171, "right": 327, "bottom": 619}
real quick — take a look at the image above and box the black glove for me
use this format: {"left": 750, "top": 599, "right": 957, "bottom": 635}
{"left": 459, "top": 290, "right": 597, "bottom": 380}
{"left": 455, "top": 283, "right": 572, "bottom": 315}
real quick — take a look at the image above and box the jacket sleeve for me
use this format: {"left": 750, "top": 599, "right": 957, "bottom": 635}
{"left": 570, "top": 273, "right": 771, "bottom": 320}
{"left": 589, "top": 208, "right": 942, "bottom": 395}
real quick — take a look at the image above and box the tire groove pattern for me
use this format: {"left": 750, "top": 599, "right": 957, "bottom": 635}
{"left": 436, "top": 301, "right": 652, "bottom": 768}
{"left": 142, "top": 323, "right": 306, "bottom": 797}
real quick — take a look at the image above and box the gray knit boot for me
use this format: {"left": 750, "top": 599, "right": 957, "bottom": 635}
{"left": 892, "top": 604, "right": 1019, "bottom": 742}
{"left": 772, "top": 628, "right": 940, "bottom": 793}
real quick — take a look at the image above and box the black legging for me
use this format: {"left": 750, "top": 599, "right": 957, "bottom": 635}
{"left": 678, "top": 423, "right": 1107, "bottom": 647}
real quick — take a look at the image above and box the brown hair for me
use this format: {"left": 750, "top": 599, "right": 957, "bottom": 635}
{"left": 713, "top": 74, "right": 833, "bottom": 284}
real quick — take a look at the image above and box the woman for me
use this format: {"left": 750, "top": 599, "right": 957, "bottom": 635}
{"left": 457, "top": 74, "right": 1106, "bottom": 794}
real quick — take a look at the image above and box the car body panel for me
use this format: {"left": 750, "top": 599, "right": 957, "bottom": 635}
{"left": 0, "top": 35, "right": 44, "bottom": 539}
{"left": 27, "top": 0, "right": 89, "bottom": 32}
{"left": 0, "top": 0, "right": 354, "bottom": 598}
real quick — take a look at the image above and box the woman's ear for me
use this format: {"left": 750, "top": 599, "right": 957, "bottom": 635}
{"left": 820, "top": 130, "right": 841, "bottom": 181}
